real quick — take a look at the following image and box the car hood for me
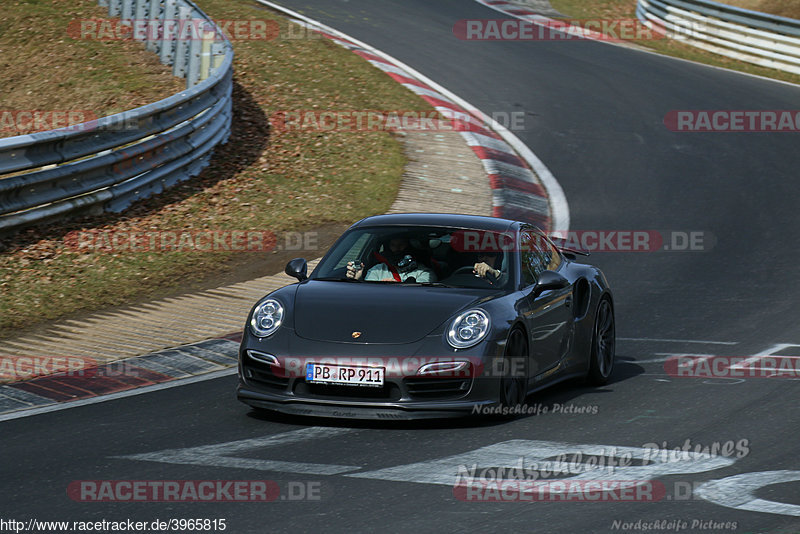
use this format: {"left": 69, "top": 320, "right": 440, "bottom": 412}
{"left": 293, "top": 281, "right": 492, "bottom": 344}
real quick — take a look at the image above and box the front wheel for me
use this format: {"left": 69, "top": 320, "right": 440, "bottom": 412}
{"left": 586, "top": 297, "right": 615, "bottom": 385}
{"left": 499, "top": 328, "right": 528, "bottom": 411}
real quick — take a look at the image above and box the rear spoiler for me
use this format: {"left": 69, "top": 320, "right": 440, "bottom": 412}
{"left": 548, "top": 235, "right": 590, "bottom": 257}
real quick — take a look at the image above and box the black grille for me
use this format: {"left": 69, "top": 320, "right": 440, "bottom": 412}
{"left": 295, "top": 380, "right": 402, "bottom": 401}
{"left": 404, "top": 376, "right": 471, "bottom": 399}
{"left": 247, "top": 366, "right": 290, "bottom": 390}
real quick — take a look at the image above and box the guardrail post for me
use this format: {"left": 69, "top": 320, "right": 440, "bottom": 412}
{"left": 159, "top": 0, "right": 177, "bottom": 65}
{"left": 197, "top": 23, "right": 215, "bottom": 83}
{"left": 121, "top": 0, "right": 134, "bottom": 24}
{"left": 172, "top": 6, "right": 192, "bottom": 79}
{"left": 146, "top": 0, "right": 161, "bottom": 52}
{"left": 109, "top": 0, "right": 122, "bottom": 17}
{"left": 211, "top": 42, "right": 226, "bottom": 74}
{"left": 133, "top": 0, "right": 147, "bottom": 41}
{"left": 187, "top": 18, "right": 203, "bottom": 86}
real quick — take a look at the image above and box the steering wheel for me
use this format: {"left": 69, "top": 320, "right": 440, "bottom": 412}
{"left": 452, "top": 266, "right": 478, "bottom": 276}
{"left": 450, "top": 265, "right": 495, "bottom": 285}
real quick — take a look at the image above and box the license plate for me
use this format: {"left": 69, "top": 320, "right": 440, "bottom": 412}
{"left": 306, "top": 363, "right": 385, "bottom": 387}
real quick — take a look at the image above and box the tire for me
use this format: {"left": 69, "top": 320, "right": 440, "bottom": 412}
{"left": 498, "top": 328, "right": 528, "bottom": 412}
{"left": 587, "top": 297, "right": 615, "bottom": 385}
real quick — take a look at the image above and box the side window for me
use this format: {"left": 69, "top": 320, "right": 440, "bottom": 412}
{"left": 519, "top": 231, "right": 539, "bottom": 287}
{"left": 539, "top": 232, "right": 562, "bottom": 272}
{"left": 519, "top": 230, "right": 561, "bottom": 286}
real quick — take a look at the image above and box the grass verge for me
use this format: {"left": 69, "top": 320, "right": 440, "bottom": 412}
{"left": 0, "top": 0, "right": 437, "bottom": 338}
{"left": 0, "top": 0, "right": 184, "bottom": 137}
{"left": 548, "top": 0, "right": 800, "bottom": 85}
{"left": 714, "top": 0, "right": 800, "bottom": 19}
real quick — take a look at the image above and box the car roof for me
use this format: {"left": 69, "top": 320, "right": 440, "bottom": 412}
{"left": 350, "top": 213, "right": 521, "bottom": 232}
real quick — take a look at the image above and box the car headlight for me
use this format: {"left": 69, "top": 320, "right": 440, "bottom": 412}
{"left": 446, "top": 309, "right": 490, "bottom": 349}
{"left": 249, "top": 299, "right": 284, "bottom": 337}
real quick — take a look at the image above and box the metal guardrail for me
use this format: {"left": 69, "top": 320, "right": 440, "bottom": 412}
{"left": 637, "top": 0, "right": 800, "bottom": 75}
{"left": 0, "top": 0, "right": 233, "bottom": 235}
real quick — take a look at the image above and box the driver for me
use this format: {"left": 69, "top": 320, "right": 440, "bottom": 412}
{"left": 470, "top": 251, "right": 508, "bottom": 285}
{"left": 473, "top": 251, "right": 502, "bottom": 280}
{"left": 346, "top": 236, "right": 436, "bottom": 282}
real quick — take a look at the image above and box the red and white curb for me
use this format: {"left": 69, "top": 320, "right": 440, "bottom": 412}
{"left": 257, "top": 0, "right": 570, "bottom": 233}
{"left": 475, "top": 0, "right": 554, "bottom": 20}
{"left": 0, "top": 335, "right": 241, "bottom": 421}
{"left": 474, "top": 0, "right": 608, "bottom": 40}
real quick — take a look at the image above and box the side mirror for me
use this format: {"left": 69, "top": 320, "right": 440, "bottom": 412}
{"left": 533, "top": 270, "right": 569, "bottom": 295}
{"left": 285, "top": 258, "right": 308, "bottom": 282}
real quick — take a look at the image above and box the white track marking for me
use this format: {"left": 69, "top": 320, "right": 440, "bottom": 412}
{"left": 654, "top": 353, "right": 716, "bottom": 356}
{"left": 696, "top": 470, "right": 800, "bottom": 517}
{"left": 115, "top": 427, "right": 361, "bottom": 476}
{"left": 636, "top": 353, "right": 716, "bottom": 364}
{"left": 700, "top": 379, "right": 746, "bottom": 385}
{"left": 643, "top": 345, "right": 800, "bottom": 379}
{"left": 346, "top": 439, "right": 735, "bottom": 486}
{"left": 256, "top": 0, "right": 570, "bottom": 232}
{"left": 619, "top": 337, "right": 738, "bottom": 345}
{"left": 729, "top": 343, "right": 800, "bottom": 369}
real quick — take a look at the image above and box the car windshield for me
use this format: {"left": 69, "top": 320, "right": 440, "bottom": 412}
{"left": 312, "top": 225, "right": 513, "bottom": 290}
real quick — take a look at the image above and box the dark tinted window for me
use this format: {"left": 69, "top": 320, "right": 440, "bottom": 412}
{"left": 312, "top": 226, "right": 513, "bottom": 289}
{"left": 519, "top": 230, "right": 561, "bottom": 287}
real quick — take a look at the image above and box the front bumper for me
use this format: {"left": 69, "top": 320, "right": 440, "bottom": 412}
{"left": 236, "top": 328, "right": 506, "bottom": 419}
{"left": 237, "top": 386, "right": 497, "bottom": 420}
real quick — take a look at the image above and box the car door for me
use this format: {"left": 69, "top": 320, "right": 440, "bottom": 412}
{"left": 517, "top": 228, "right": 573, "bottom": 383}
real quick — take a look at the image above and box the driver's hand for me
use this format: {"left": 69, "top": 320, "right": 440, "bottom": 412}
{"left": 346, "top": 261, "right": 364, "bottom": 280}
{"left": 473, "top": 262, "right": 500, "bottom": 279}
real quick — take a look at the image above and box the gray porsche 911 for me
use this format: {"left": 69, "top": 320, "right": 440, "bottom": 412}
{"left": 237, "top": 213, "right": 614, "bottom": 419}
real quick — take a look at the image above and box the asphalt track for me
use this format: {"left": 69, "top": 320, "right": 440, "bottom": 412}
{"left": 2, "top": 1, "right": 800, "bottom": 532}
